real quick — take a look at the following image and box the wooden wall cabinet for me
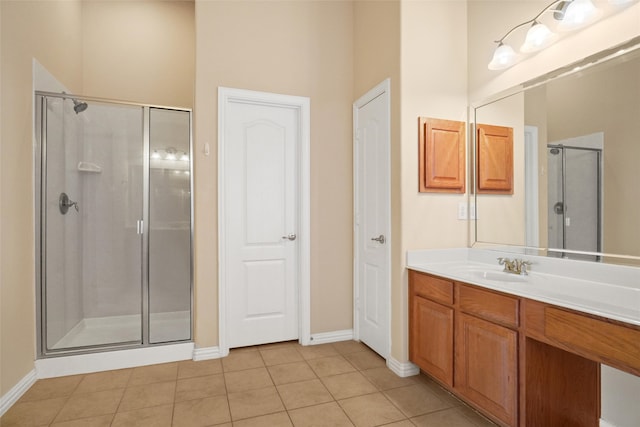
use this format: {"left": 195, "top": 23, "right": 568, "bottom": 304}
{"left": 476, "top": 124, "right": 513, "bottom": 194}
{"left": 418, "top": 117, "right": 466, "bottom": 193}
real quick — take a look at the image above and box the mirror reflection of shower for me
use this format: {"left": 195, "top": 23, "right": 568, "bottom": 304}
{"left": 547, "top": 138, "right": 602, "bottom": 261}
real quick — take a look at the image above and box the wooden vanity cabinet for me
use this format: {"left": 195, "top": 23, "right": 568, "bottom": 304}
{"left": 409, "top": 268, "right": 638, "bottom": 427}
{"left": 455, "top": 285, "right": 519, "bottom": 426}
{"left": 409, "top": 271, "right": 519, "bottom": 426}
{"left": 455, "top": 312, "right": 518, "bottom": 426}
{"left": 409, "top": 271, "right": 454, "bottom": 387}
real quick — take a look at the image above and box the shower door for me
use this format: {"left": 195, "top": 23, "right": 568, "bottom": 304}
{"left": 148, "top": 108, "right": 192, "bottom": 343}
{"left": 37, "top": 95, "right": 144, "bottom": 352}
{"left": 547, "top": 145, "right": 601, "bottom": 260}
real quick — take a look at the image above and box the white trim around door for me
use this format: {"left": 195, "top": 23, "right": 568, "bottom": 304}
{"left": 218, "top": 87, "right": 311, "bottom": 356}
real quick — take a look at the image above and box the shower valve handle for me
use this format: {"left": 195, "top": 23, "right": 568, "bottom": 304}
{"left": 59, "top": 193, "right": 79, "bottom": 214}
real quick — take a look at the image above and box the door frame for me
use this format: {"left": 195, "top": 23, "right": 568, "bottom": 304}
{"left": 217, "top": 87, "right": 311, "bottom": 356}
{"left": 352, "top": 79, "right": 392, "bottom": 357}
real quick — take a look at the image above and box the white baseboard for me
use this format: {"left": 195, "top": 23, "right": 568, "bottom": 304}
{"left": 600, "top": 419, "right": 619, "bottom": 427}
{"left": 193, "top": 346, "right": 224, "bottom": 361}
{"left": 386, "top": 357, "right": 420, "bottom": 378}
{"left": 35, "top": 342, "right": 195, "bottom": 379}
{"left": 309, "top": 329, "right": 354, "bottom": 345}
{"left": 0, "top": 369, "right": 37, "bottom": 417}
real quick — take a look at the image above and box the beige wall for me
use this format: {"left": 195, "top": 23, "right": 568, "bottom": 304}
{"left": 194, "top": 0, "right": 355, "bottom": 347}
{"left": 82, "top": 0, "right": 194, "bottom": 107}
{"left": 523, "top": 86, "right": 549, "bottom": 247}
{"left": 468, "top": 1, "right": 640, "bottom": 101}
{"left": 0, "top": 0, "right": 84, "bottom": 396}
{"left": 353, "top": 0, "right": 403, "bottom": 360}
{"left": 475, "top": 93, "right": 526, "bottom": 247}
{"left": 396, "top": 0, "right": 469, "bottom": 361}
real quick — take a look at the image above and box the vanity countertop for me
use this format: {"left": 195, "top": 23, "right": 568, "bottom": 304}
{"left": 407, "top": 248, "right": 640, "bottom": 327}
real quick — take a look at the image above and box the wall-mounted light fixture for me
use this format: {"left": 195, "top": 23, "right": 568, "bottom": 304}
{"left": 488, "top": 0, "right": 638, "bottom": 70}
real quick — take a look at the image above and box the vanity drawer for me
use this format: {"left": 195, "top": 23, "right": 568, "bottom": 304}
{"left": 409, "top": 270, "right": 454, "bottom": 305}
{"left": 524, "top": 299, "right": 640, "bottom": 376}
{"left": 457, "top": 284, "right": 519, "bottom": 328}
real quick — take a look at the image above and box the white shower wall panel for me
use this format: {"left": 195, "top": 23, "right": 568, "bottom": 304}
{"left": 81, "top": 106, "right": 143, "bottom": 319}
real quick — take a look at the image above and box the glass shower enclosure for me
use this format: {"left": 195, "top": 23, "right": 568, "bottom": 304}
{"left": 35, "top": 92, "right": 192, "bottom": 356}
{"left": 547, "top": 144, "right": 602, "bottom": 261}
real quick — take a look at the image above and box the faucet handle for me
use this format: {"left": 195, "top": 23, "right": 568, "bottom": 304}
{"left": 520, "top": 260, "right": 532, "bottom": 275}
{"left": 497, "top": 257, "right": 506, "bottom": 265}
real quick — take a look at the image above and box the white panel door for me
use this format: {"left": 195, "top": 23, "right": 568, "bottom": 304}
{"left": 354, "top": 80, "right": 391, "bottom": 358}
{"left": 223, "top": 96, "right": 299, "bottom": 348}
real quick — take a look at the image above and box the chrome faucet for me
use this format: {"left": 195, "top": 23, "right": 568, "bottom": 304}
{"left": 497, "top": 257, "right": 532, "bottom": 275}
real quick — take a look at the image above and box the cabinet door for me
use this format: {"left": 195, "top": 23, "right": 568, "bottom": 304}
{"left": 418, "top": 117, "right": 466, "bottom": 193}
{"left": 455, "top": 312, "right": 517, "bottom": 426}
{"left": 476, "top": 123, "right": 513, "bottom": 194}
{"left": 410, "top": 295, "right": 454, "bottom": 387}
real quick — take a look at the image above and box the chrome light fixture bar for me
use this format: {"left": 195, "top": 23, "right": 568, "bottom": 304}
{"left": 488, "top": 0, "right": 636, "bottom": 70}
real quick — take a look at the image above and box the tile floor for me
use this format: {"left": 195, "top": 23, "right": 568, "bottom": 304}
{"left": 1, "top": 341, "right": 496, "bottom": 427}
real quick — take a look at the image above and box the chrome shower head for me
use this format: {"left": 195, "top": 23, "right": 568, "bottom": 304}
{"left": 62, "top": 92, "right": 88, "bottom": 114}
{"left": 72, "top": 98, "right": 88, "bottom": 114}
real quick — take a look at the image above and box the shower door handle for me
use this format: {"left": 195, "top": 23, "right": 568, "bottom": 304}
{"left": 553, "top": 202, "right": 564, "bottom": 215}
{"left": 137, "top": 220, "right": 144, "bottom": 235}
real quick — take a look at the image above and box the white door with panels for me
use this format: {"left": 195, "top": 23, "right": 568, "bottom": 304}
{"left": 219, "top": 88, "right": 310, "bottom": 349}
{"left": 354, "top": 79, "right": 391, "bottom": 359}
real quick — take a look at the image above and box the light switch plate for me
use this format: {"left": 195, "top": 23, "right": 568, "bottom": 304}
{"left": 458, "top": 202, "right": 468, "bottom": 220}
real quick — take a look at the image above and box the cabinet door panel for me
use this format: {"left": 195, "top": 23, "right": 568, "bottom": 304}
{"left": 456, "top": 313, "right": 517, "bottom": 426}
{"left": 410, "top": 296, "right": 454, "bottom": 387}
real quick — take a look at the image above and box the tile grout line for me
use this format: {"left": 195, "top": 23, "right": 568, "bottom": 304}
{"left": 49, "top": 374, "right": 86, "bottom": 425}
{"left": 111, "top": 368, "right": 134, "bottom": 424}
{"left": 170, "top": 365, "right": 179, "bottom": 427}
{"left": 257, "top": 343, "right": 289, "bottom": 423}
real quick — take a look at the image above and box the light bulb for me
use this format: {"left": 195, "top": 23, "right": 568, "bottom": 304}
{"left": 559, "top": 0, "right": 600, "bottom": 31}
{"left": 165, "top": 147, "right": 177, "bottom": 161}
{"left": 180, "top": 152, "right": 189, "bottom": 161}
{"left": 151, "top": 150, "right": 161, "bottom": 160}
{"left": 488, "top": 43, "right": 518, "bottom": 70}
{"left": 520, "top": 22, "right": 557, "bottom": 53}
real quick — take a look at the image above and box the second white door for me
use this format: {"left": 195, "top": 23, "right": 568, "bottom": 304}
{"left": 354, "top": 80, "right": 391, "bottom": 358}
{"left": 221, "top": 88, "right": 303, "bottom": 348}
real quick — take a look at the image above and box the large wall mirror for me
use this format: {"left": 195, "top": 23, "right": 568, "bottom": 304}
{"left": 473, "top": 37, "right": 640, "bottom": 264}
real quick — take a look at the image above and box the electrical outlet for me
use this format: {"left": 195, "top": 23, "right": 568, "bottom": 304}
{"left": 458, "top": 202, "right": 468, "bottom": 220}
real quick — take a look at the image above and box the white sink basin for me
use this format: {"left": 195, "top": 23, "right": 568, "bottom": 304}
{"left": 446, "top": 263, "right": 530, "bottom": 283}
{"left": 470, "top": 270, "right": 528, "bottom": 283}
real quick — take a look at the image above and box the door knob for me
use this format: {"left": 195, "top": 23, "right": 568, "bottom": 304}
{"left": 282, "top": 233, "right": 297, "bottom": 241}
{"left": 371, "top": 234, "right": 385, "bottom": 244}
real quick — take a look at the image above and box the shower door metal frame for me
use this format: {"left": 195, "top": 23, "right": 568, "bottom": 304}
{"left": 547, "top": 144, "right": 602, "bottom": 258}
{"left": 34, "top": 91, "right": 194, "bottom": 358}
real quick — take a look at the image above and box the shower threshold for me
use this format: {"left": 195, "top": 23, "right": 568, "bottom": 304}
{"left": 51, "top": 311, "right": 190, "bottom": 350}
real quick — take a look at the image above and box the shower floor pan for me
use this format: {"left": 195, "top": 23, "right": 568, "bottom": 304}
{"left": 50, "top": 311, "right": 191, "bottom": 350}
